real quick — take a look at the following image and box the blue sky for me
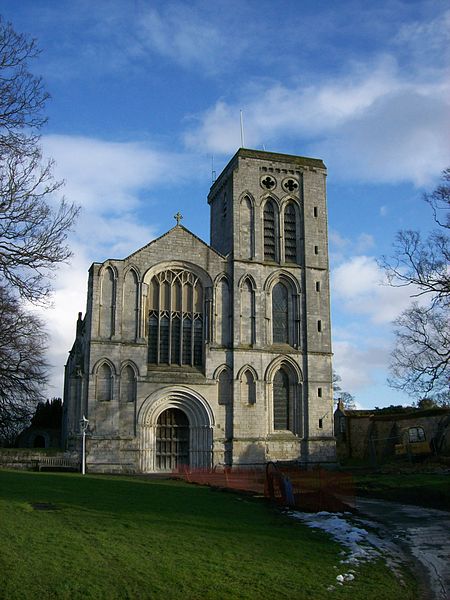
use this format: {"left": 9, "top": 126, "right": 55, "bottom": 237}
{"left": 3, "top": 0, "right": 449, "bottom": 407}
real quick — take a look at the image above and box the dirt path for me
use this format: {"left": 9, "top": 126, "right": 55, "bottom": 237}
{"left": 356, "top": 497, "right": 450, "bottom": 600}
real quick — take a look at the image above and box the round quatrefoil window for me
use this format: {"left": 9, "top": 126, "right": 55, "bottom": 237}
{"left": 282, "top": 178, "right": 299, "bottom": 193}
{"left": 260, "top": 175, "right": 276, "bottom": 190}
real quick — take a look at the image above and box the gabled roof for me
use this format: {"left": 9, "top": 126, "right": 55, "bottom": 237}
{"left": 125, "top": 224, "right": 226, "bottom": 260}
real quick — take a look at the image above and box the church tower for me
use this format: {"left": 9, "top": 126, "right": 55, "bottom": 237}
{"left": 208, "top": 149, "right": 333, "bottom": 464}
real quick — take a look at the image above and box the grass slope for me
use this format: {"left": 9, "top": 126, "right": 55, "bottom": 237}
{"left": 0, "top": 471, "right": 417, "bottom": 600}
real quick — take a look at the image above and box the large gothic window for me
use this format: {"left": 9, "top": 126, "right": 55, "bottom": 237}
{"left": 284, "top": 203, "right": 297, "bottom": 263}
{"left": 272, "top": 282, "right": 289, "bottom": 344}
{"left": 148, "top": 269, "right": 203, "bottom": 366}
{"left": 273, "top": 369, "right": 291, "bottom": 430}
{"left": 263, "top": 199, "right": 277, "bottom": 261}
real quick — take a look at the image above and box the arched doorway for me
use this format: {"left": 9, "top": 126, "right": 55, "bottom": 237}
{"left": 156, "top": 408, "right": 189, "bottom": 470}
{"left": 139, "top": 386, "right": 214, "bottom": 473}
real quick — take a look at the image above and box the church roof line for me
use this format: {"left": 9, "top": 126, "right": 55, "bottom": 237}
{"left": 124, "top": 224, "right": 226, "bottom": 261}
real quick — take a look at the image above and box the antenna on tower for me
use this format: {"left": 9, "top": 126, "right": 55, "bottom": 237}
{"left": 240, "top": 109, "right": 245, "bottom": 148}
{"left": 211, "top": 155, "right": 216, "bottom": 183}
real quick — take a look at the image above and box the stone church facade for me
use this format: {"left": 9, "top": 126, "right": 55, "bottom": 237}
{"left": 63, "top": 149, "right": 335, "bottom": 473}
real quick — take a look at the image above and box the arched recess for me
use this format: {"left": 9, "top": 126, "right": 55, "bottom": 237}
{"left": 264, "top": 271, "right": 301, "bottom": 347}
{"left": 214, "top": 365, "right": 232, "bottom": 406}
{"left": 120, "top": 362, "right": 138, "bottom": 403}
{"left": 262, "top": 197, "right": 280, "bottom": 262}
{"left": 138, "top": 386, "right": 214, "bottom": 472}
{"left": 99, "top": 265, "right": 117, "bottom": 337}
{"left": 122, "top": 268, "right": 139, "bottom": 340}
{"left": 239, "top": 275, "right": 256, "bottom": 345}
{"left": 239, "top": 193, "right": 255, "bottom": 259}
{"left": 215, "top": 275, "right": 231, "bottom": 347}
{"left": 265, "top": 357, "right": 303, "bottom": 435}
{"left": 237, "top": 365, "right": 258, "bottom": 406}
{"left": 94, "top": 360, "right": 116, "bottom": 402}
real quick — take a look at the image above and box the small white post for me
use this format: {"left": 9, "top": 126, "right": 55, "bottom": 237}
{"left": 80, "top": 415, "right": 89, "bottom": 475}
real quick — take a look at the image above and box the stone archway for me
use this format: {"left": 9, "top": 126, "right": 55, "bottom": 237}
{"left": 138, "top": 386, "right": 214, "bottom": 473}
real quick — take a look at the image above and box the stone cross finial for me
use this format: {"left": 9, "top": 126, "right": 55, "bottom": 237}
{"left": 174, "top": 211, "right": 183, "bottom": 225}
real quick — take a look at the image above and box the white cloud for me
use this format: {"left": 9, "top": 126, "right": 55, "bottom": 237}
{"left": 380, "top": 205, "right": 388, "bottom": 217}
{"left": 35, "top": 135, "right": 188, "bottom": 396}
{"left": 333, "top": 339, "right": 390, "bottom": 393}
{"left": 184, "top": 56, "right": 449, "bottom": 185}
{"left": 332, "top": 255, "right": 419, "bottom": 324}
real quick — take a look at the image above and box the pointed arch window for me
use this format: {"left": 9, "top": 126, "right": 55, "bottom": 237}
{"left": 273, "top": 369, "right": 290, "bottom": 430}
{"left": 272, "top": 282, "right": 289, "bottom": 343}
{"left": 96, "top": 363, "right": 113, "bottom": 401}
{"left": 148, "top": 269, "right": 203, "bottom": 366}
{"left": 218, "top": 369, "right": 232, "bottom": 406}
{"left": 100, "top": 267, "right": 115, "bottom": 337}
{"left": 240, "top": 278, "right": 255, "bottom": 345}
{"left": 241, "top": 370, "right": 256, "bottom": 405}
{"left": 120, "top": 365, "right": 136, "bottom": 403}
{"left": 264, "top": 200, "right": 277, "bottom": 261}
{"left": 240, "top": 195, "right": 254, "bottom": 259}
{"left": 284, "top": 203, "right": 297, "bottom": 263}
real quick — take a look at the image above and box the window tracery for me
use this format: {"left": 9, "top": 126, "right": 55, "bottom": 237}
{"left": 147, "top": 269, "right": 203, "bottom": 366}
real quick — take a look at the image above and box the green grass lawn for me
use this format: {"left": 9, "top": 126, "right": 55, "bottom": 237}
{"left": 0, "top": 470, "right": 417, "bottom": 600}
{"left": 354, "top": 472, "right": 450, "bottom": 510}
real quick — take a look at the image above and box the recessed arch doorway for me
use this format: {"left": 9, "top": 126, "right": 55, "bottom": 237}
{"left": 139, "top": 386, "right": 214, "bottom": 472}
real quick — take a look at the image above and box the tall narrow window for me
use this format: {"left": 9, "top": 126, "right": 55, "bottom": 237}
{"left": 96, "top": 363, "right": 113, "bottom": 401}
{"left": 273, "top": 369, "right": 290, "bottom": 430}
{"left": 218, "top": 369, "right": 232, "bottom": 405}
{"left": 120, "top": 365, "right": 136, "bottom": 403}
{"left": 240, "top": 279, "right": 255, "bottom": 345}
{"left": 216, "top": 278, "right": 231, "bottom": 347}
{"left": 272, "top": 282, "right": 289, "bottom": 343}
{"left": 240, "top": 196, "right": 254, "bottom": 259}
{"left": 147, "top": 269, "right": 203, "bottom": 367}
{"left": 122, "top": 269, "right": 139, "bottom": 340}
{"left": 264, "top": 200, "right": 276, "bottom": 261}
{"left": 241, "top": 370, "right": 256, "bottom": 405}
{"left": 284, "top": 203, "right": 297, "bottom": 263}
{"left": 100, "top": 267, "right": 115, "bottom": 337}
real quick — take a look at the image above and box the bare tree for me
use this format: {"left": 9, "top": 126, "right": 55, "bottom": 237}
{"left": 0, "top": 17, "right": 78, "bottom": 303}
{"left": 381, "top": 169, "right": 450, "bottom": 403}
{"left": 0, "top": 18, "right": 78, "bottom": 441}
{"left": 0, "top": 284, "right": 47, "bottom": 443}
{"left": 389, "top": 303, "right": 449, "bottom": 399}
{"left": 332, "top": 371, "right": 356, "bottom": 409}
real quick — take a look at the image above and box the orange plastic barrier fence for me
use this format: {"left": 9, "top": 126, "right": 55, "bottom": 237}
{"left": 173, "top": 464, "right": 354, "bottom": 513}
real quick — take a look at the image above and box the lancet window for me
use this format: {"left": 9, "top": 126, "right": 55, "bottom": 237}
{"left": 273, "top": 368, "right": 291, "bottom": 430}
{"left": 147, "top": 269, "right": 203, "bottom": 366}
{"left": 263, "top": 199, "right": 277, "bottom": 261}
{"left": 272, "top": 282, "right": 289, "bottom": 344}
{"left": 283, "top": 203, "right": 297, "bottom": 263}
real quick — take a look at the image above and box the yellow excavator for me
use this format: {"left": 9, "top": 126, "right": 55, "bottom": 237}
{"left": 395, "top": 426, "right": 432, "bottom": 458}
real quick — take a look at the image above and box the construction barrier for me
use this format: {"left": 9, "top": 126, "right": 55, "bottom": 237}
{"left": 173, "top": 463, "right": 354, "bottom": 513}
